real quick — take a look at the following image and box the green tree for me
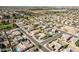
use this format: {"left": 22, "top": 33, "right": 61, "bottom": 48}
{"left": 75, "top": 40, "right": 79, "bottom": 47}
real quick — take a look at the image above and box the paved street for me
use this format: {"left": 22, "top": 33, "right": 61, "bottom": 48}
{"left": 16, "top": 23, "right": 50, "bottom": 52}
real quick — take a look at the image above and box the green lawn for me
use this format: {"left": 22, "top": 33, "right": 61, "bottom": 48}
{"left": 0, "top": 23, "right": 16, "bottom": 30}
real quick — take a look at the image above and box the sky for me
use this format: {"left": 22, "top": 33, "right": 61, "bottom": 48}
{"left": 0, "top": 0, "right": 79, "bottom": 6}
